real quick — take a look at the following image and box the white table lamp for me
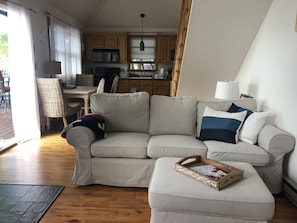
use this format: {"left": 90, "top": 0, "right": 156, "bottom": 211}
{"left": 215, "top": 81, "right": 239, "bottom": 100}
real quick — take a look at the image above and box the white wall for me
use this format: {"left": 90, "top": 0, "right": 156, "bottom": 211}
{"left": 177, "top": 0, "right": 272, "bottom": 100}
{"left": 236, "top": 0, "right": 297, "bottom": 188}
{"left": 178, "top": 0, "right": 297, "bottom": 191}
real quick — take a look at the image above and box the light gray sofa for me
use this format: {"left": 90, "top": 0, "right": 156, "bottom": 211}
{"left": 66, "top": 92, "right": 295, "bottom": 194}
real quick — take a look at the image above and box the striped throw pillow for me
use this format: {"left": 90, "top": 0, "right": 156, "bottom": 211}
{"left": 199, "top": 106, "right": 247, "bottom": 144}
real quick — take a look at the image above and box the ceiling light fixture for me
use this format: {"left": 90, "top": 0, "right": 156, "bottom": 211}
{"left": 140, "top": 13, "right": 145, "bottom": 51}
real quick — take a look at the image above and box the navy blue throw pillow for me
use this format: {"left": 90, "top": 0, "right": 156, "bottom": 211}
{"left": 227, "top": 103, "right": 253, "bottom": 118}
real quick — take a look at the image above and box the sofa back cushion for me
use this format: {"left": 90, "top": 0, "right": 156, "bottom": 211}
{"left": 149, "top": 95, "right": 197, "bottom": 136}
{"left": 197, "top": 98, "right": 257, "bottom": 137}
{"left": 91, "top": 92, "right": 150, "bottom": 133}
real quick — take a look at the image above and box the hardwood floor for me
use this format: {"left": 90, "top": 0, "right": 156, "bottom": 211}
{"left": 0, "top": 132, "right": 296, "bottom": 222}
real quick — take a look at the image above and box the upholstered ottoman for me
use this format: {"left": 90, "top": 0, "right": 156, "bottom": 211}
{"left": 148, "top": 157, "right": 275, "bottom": 223}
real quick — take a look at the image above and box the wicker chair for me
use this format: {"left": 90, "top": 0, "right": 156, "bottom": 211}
{"left": 36, "top": 78, "right": 81, "bottom": 129}
{"left": 76, "top": 74, "right": 94, "bottom": 86}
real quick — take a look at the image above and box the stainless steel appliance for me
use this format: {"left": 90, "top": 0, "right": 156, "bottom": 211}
{"left": 93, "top": 49, "right": 120, "bottom": 63}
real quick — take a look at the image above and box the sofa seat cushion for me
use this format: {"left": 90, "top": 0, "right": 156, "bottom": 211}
{"left": 148, "top": 135, "right": 207, "bottom": 158}
{"left": 205, "top": 141, "right": 270, "bottom": 166}
{"left": 91, "top": 132, "right": 149, "bottom": 158}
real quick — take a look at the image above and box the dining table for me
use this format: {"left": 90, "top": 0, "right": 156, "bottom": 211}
{"left": 63, "top": 86, "right": 97, "bottom": 115}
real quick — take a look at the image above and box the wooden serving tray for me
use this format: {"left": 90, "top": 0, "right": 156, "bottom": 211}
{"left": 175, "top": 155, "right": 244, "bottom": 190}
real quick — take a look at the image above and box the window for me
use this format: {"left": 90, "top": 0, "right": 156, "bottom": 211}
{"left": 49, "top": 17, "right": 82, "bottom": 85}
{"left": 129, "top": 36, "right": 156, "bottom": 72}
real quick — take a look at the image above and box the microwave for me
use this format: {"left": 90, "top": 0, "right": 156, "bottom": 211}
{"left": 93, "top": 49, "right": 120, "bottom": 63}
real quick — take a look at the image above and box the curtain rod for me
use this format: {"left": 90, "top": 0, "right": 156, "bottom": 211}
{"left": 45, "top": 10, "right": 73, "bottom": 27}
{"left": 1, "top": 0, "right": 36, "bottom": 13}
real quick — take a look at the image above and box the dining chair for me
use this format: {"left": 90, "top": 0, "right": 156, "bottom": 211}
{"left": 76, "top": 74, "right": 94, "bottom": 86}
{"left": 0, "top": 75, "right": 10, "bottom": 108}
{"left": 96, "top": 78, "right": 105, "bottom": 93}
{"left": 75, "top": 74, "right": 94, "bottom": 114}
{"left": 110, "top": 75, "right": 119, "bottom": 93}
{"left": 36, "top": 78, "right": 82, "bottom": 129}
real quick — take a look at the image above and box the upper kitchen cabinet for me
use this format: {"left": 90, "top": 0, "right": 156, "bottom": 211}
{"left": 118, "top": 34, "right": 127, "bottom": 63}
{"left": 128, "top": 35, "right": 157, "bottom": 72}
{"left": 83, "top": 33, "right": 127, "bottom": 63}
{"left": 156, "top": 35, "right": 177, "bottom": 64}
{"left": 104, "top": 34, "right": 119, "bottom": 48}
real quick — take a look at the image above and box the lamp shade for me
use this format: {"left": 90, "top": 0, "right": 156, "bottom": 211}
{"left": 215, "top": 81, "right": 239, "bottom": 100}
{"left": 47, "top": 61, "right": 61, "bottom": 75}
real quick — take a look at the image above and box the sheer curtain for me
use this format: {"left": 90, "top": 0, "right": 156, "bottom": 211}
{"left": 7, "top": 3, "right": 40, "bottom": 142}
{"left": 49, "top": 17, "right": 82, "bottom": 85}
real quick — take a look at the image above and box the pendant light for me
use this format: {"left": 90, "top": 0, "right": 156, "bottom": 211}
{"left": 140, "top": 13, "right": 145, "bottom": 51}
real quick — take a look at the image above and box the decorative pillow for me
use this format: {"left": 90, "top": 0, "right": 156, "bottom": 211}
{"left": 227, "top": 103, "right": 253, "bottom": 118}
{"left": 239, "top": 112, "right": 269, "bottom": 144}
{"left": 61, "top": 114, "right": 105, "bottom": 139}
{"left": 199, "top": 106, "right": 247, "bottom": 144}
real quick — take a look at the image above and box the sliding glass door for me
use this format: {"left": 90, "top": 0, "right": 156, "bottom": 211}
{"left": 0, "top": 2, "right": 40, "bottom": 152}
{"left": 0, "top": 6, "right": 15, "bottom": 151}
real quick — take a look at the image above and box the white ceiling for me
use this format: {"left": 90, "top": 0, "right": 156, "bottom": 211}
{"left": 47, "top": 0, "right": 182, "bottom": 33}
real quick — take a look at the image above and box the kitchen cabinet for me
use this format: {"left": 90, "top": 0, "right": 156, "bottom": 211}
{"left": 117, "top": 79, "right": 170, "bottom": 96}
{"left": 83, "top": 33, "right": 175, "bottom": 64}
{"left": 154, "top": 80, "right": 171, "bottom": 96}
{"left": 140, "top": 80, "right": 154, "bottom": 96}
{"left": 117, "top": 79, "right": 142, "bottom": 93}
{"left": 104, "top": 34, "right": 119, "bottom": 48}
{"left": 83, "top": 35, "right": 95, "bottom": 61}
{"left": 156, "top": 35, "right": 177, "bottom": 64}
{"left": 83, "top": 33, "right": 127, "bottom": 63}
{"left": 117, "top": 79, "right": 129, "bottom": 93}
{"left": 94, "top": 35, "right": 105, "bottom": 48}
{"left": 118, "top": 34, "right": 127, "bottom": 63}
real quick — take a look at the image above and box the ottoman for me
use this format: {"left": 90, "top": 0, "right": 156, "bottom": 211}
{"left": 148, "top": 157, "right": 275, "bottom": 223}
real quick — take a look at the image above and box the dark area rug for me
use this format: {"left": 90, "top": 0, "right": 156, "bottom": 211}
{"left": 0, "top": 184, "right": 64, "bottom": 223}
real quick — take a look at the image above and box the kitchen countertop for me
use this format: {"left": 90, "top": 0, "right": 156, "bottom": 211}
{"left": 119, "top": 76, "right": 171, "bottom": 81}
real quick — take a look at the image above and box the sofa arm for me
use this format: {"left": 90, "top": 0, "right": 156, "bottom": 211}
{"left": 66, "top": 126, "right": 96, "bottom": 185}
{"left": 66, "top": 126, "right": 96, "bottom": 159}
{"left": 258, "top": 124, "right": 295, "bottom": 155}
{"left": 257, "top": 124, "right": 295, "bottom": 193}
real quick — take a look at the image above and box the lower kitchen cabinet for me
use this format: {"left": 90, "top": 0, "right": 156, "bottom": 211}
{"left": 117, "top": 79, "right": 170, "bottom": 96}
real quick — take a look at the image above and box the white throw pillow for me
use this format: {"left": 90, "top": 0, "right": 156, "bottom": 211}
{"left": 239, "top": 112, "right": 269, "bottom": 144}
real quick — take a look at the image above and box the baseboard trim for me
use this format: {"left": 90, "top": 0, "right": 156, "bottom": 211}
{"left": 283, "top": 177, "right": 297, "bottom": 207}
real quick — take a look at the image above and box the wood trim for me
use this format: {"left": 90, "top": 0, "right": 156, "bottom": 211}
{"left": 171, "top": 0, "right": 192, "bottom": 96}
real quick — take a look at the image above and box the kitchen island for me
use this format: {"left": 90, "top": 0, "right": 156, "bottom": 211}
{"left": 117, "top": 77, "right": 171, "bottom": 96}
